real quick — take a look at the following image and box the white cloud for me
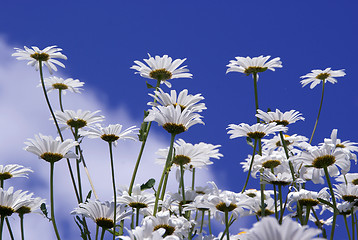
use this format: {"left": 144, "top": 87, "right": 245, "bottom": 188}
{"left": 0, "top": 38, "right": 215, "bottom": 239}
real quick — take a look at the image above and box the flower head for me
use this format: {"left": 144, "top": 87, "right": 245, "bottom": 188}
{"left": 54, "top": 110, "right": 105, "bottom": 130}
{"left": 0, "top": 187, "right": 31, "bottom": 217}
{"left": 80, "top": 124, "right": 139, "bottom": 145}
{"left": 148, "top": 88, "right": 206, "bottom": 113}
{"left": 145, "top": 105, "right": 204, "bottom": 135}
{"left": 227, "top": 122, "right": 287, "bottom": 140}
{"left": 300, "top": 68, "right": 345, "bottom": 89}
{"left": 12, "top": 46, "right": 67, "bottom": 74}
{"left": 226, "top": 55, "right": 282, "bottom": 77}
{"left": 71, "top": 199, "right": 131, "bottom": 229}
{"left": 16, "top": 193, "right": 46, "bottom": 216}
{"left": 0, "top": 164, "right": 33, "bottom": 181}
{"left": 42, "top": 76, "right": 84, "bottom": 94}
{"left": 256, "top": 109, "right": 304, "bottom": 126}
{"left": 24, "top": 134, "right": 78, "bottom": 163}
{"left": 131, "top": 54, "right": 192, "bottom": 88}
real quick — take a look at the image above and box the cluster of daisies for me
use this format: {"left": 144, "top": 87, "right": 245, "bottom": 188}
{"left": 0, "top": 45, "right": 352, "bottom": 240}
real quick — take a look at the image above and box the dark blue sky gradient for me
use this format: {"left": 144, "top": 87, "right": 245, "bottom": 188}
{"left": 1, "top": 0, "right": 358, "bottom": 238}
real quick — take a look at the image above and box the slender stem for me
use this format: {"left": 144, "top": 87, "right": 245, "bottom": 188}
{"left": 58, "top": 89, "right": 64, "bottom": 112}
{"left": 208, "top": 211, "right": 212, "bottom": 235}
{"left": 224, "top": 211, "right": 230, "bottom": 240}
{"left": 76, "top": 156, "right": 83, "bottom": 203}
{"left": 260, "top": 181, "right": 265, "bottom": 218}
{"left": 95, "top": 225, "right": 99, "bottom": 240}
{"left": 20, "top": 214, "right": 25, "bottom": 240}
{"left": 192, "top": 168, "right": 196, "bottom": 191}
{"left": 352, "top": 210, "right": 355, "bottom": 240}
{"left": 200, "top": 210, "right": 205, "bottom": 233}
{"left": 312, "top": 208, "right": 327, "bottom": 239}
{"left": 108, "top": 142, "right": 117, "bottom": 240}
{"left": 153, "top": 133, "right": 176, "bottom": 215}
{"left": 278, "top": 184, "right": 283, "bottom": 223}
{"left": 344, "top": 214, "right": 352, "bottom": 240}
{"left": 180, "top": 163, "right": 186, "bottom": 205}
{"left": 324, "top": 166, "right": 337, "bottom": 240}
{"left": 253, "top": 72, "right": 260, "bottom": 123}
{"left": 128, "top": 80, "right": 161, "bottom": 195}
{"left": 136, "top": 207, "right": 140, "bottom": 227}
{"left": 273, "top": 184, "right": 278, "bottom": 220}
{"left": 50, "top": 162, "right": 61, "bottom": 240}
{"left": 5, "top": 218, "right": 14, "bottom": 240}
{"left": 100, "top": 227, "right": 105, "bottom": 240}
{"left": 241, "top": 139, "right": 258, "bottom": 193}
{"left": 304, "top": 205, "right": 311, "bottom": 225}
{"left": 355, "top": 212, "right": 358, "bottom": 240}
{"left": 38, "top": 62, "right": 80, "bottom": 203}
{"left": 0, "top": 216, "right": 4, "bottom": 240}
{"left": 160, "top": 173, "right": 169, "bottom": 201}
{"left": 309, "top": 80, "right": 326, "bottom": 144}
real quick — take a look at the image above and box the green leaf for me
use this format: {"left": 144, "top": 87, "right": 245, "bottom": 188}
{"left": 146, "top": 81, "right": 154, "bottom": 89}
{"left": 138, "top": 111, "right": 150, "bottom": 141}
{"left": 317, "top": 198, "right": 335, "bottom": 209}
{"left": 40, "top": 203, "right": 49, "bottom": 220}
{"left": 246, "top": 137, "right": 254, "bottom": 148}
{"left": 141, "top": 178, "right": 156, "bottom": 190}
{"left": 86, "top": 190, "right": 92, "bottom": 202}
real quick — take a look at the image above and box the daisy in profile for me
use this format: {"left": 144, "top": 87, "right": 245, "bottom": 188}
{"left": 24, "top": 134, "right": 78, "bottom": 163}
{"left": 239, "top": 216, "right": 323, "bottom": 240}
{"left": 71, "top": 199, "right": 131, "bottom": 230}
{"left": 156, "top": 139, "right": 222, "bottom": 169}
{"left": 148, "top": 88, "right": 206, "bottom": 113}
{"left": 131, "top": 54, "right": 192, "bottom": 88}
{"left": 227, "top": 122, "right": 287, "bottom": 140}
{"left": 42, "top": 76, "right": 84, "bottom": 94}
{"left": 0, "top": 187, "right": 30, "bottom": 217}
{"left": 80, "top": 124, "right": 139, "bottom": 145}
{"left": 336, "top": 173, "right": 358, "bottom": 185}
{"left": 16, "top": 194, "right": 46, "bottom": 216}
{"left": 262, "top": 134, "right": 309, "bottom": 153}
{"left": 12, "top": 46, "right": 67, "bottom": 74}
{"left": 145, "top": 105, "right": 204, "bottom": 135}
{"left": 256, "top": 109, "right": 304, "bottom": 126}
{"left": 54, "top": 109, "right": 105, "bottom": 130}
{"left": 226, "top": 55, "right": 282, "bottom": 77}
{"left": 300, "top": 68, "right": 345, "bottom": 89}
{"left": 0, "top": 164, "right": 33, "bottom": 181}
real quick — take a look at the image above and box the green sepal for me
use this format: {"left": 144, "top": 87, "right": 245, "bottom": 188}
{"left": 86, "top": 190, "right": 92, "bottom": 202}
{"left": 40, "top": 203, "right": 50, "bottom": 220}
{"left": 141, "top": 178, "right": 156, "bottom": 190}
{"left": 146, "top": 81, "right": 155, "bottom": 89}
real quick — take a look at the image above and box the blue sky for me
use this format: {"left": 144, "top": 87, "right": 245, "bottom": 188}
{"left": 1, "top": 0, "right": 358, "bottom": 239}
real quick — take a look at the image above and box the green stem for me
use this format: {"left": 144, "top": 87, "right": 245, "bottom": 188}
{"left": 241, "top": 139, "right": 258, "bottom": 193}
{"left": 100, "top": 227, "right": 105, "bottom": 240}
{"left": 309, "top": 80, "right": 326, "bottom": 144}
{"left": 153, "top": 133, "right": 176, "bottom": 215}
{"left": 50, "top": 162, "right": 61, "bottom": 240}
{"left": 253, "top": 72, "right": 260, "bottom": 123}
{"left": 95, "top": 225, "right": 99, "bottom": 240}
{"left": 208, "top": 211, "right": 212, "bottom": 235}
{"left": 39, "top": 62, "right": 80, "bottom": 203}
{"left": 0, "top": 216, "right": 4, "bottom": 240}
{"left": 108, "top": 142, "right": 117, "bottom": 240}
{"left": 260, "top": 181, "right": 265, "bottom": 218}
{"left": 128, "top": 80, "right": 161, "bottom": 195}
{"left": 224, "top": 211, "right": 230, "bottom": 240}
{"left": 136, "top": 208, "right": 140, "bottom": 227}
{"left": 180, "top": 163, "right": 186, "bottom": 205}
{"left": 304, "top": 205, "right": 311, "bottom": 225}
{"left": 278, "top": 184, "right": 283, "bottom": 223}
{"left": 352, "top": 210, "right": 355, "bottom": 240}
{"left": 199, "top": 210, "right": 205, "bottom": 233}
{"left": 5, "top": 218, "right": 14, "bottom": 240}
{"left": 58, "top": 89, "right": 64, "bottom": 112}
{"left": 355, "top": 213, "right": 358, "bottom": 240}
{"left": 192, "top": 168, "right": 195, "bottom": 191}
{"left": 20, "top": 214, "right": 25, "bottom": 240}
{"left": 344, "top": 214, "right": 352, "bottom": 240}
{"left": 324, "top": 167, "right": 337, "bottom": 240}
{"left": 273, "top": 184, "right": 278, "bottom": 220}
{"left": 279, "top": 132, "right": 297, "bottom": 189}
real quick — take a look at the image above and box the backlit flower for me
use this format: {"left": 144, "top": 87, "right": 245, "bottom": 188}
{"left": 131, "top": 54, "right": 192, "bottom": 88}
{"left": 300, "top": 68, "right": 345, "bottom": 89}
{"left": 0, "top": 164, "right": 33, "bottom": 181}
{"left": 42, "top": 76, "right": 84, "bottom": 94}
{"left": 226, "top": 55, "right": 282, "bottom": 77}
{"left": 24, "top": 134, "right": 78, "bottom": 163}
{"left": 12, "top": 46, "right": 67, "bottom": 74}
{"left": 0, "top": 187, "right": 30, "bottom": 217}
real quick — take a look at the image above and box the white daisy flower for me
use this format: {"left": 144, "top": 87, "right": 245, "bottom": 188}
{"left": 131, "top": 54, "right": 192, "bottom": 88}
{"left": 0, "top": 164, "right": 33, "bottom": 181}
{"left": 12, "top": 46, "right": 67, "bottom": 74}
{"left": 262, "top": 134, "right": 309, "bottom": 153}
{"left": 226, "top": 55, "right": 282, "bottom": 77}
{"left": 121, "top": 221, "right": 180, "bottom": 240}
{"left": 333, "top": 183, "right": 358, "bottom": 202}
{"left": 287, "top": 189, "right": 329, "bottom": 212}
{"left": 297, "top": 144, "right": 350, "bottom": 184}
{"left": 0, "top": 187, "right": 31, "bottom": 217}
{"left": 42, "top": 76, "right": 84, "bottom": 94}
{"left": 239, "top": 216, "right": 324, "bottom": 240}
{"left": 261, "top": 171, "right": 293, "bottom": 186}
{"left": 156, "top": 139, "right": 222, "bottom": 169}
{"left": 336, "top": 173, "right": 358, "bottom": 185}
{"left": 54, "top": 109, "right": 105, "bottom": 130}
{"left": 249, "top": 197, "right": 278, "bottom": 217}
{"left": 145, "top": 105, "right": 204, "bottom": 135}
{"left": 117, "top": 184, "right": 155, "bottom": 216}
{"left": 16, "top": 193, "right": 46, "bottom": 216}
{"left": 300, "top": 68, "right": 345, "bottom": 89}
{"left": 80, "top": 124, "right": 139, "bottom": 146}
{"left": 24, "top": 134, "right": 78, "bottom": 163}
{"left": 227, "top": 122, "right": 287, "bottom": 140}
{"left": 148, "top": 88, "right": 206, "bottom": 113}
{"left": 256, "top": 109, "right": 304, "bottom": 126}
{"left": 71, "top": 199, "right": 131, "bottom": 229}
